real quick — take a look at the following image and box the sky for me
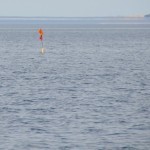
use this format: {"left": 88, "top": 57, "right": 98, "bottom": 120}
{"left": 0, "top": 0, "right": 150, "bottom": 17}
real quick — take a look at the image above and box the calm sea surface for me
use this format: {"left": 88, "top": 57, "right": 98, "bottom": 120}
{"left": 0, "top": 18, "right": 150, "bottom": 149}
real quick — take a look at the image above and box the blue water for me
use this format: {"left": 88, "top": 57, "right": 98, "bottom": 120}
{"left": 0, "top": 18, "right": 150, "bottom": 149}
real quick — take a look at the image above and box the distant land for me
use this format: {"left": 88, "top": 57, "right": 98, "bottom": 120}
{"left": 0, "top": 15, "right": 149, "bottom": 25}
{"left": 144, "top": 14, "right": 150, "bottom": 17}
{"left": 0, "top": 15, "right": 146, "bottom": 19}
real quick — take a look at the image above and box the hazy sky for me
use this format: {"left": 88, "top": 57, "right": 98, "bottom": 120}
{"left": 0, "top": 0, "right": 150, "bottom": 17}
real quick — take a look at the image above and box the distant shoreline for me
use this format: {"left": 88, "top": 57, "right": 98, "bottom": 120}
{"left": 0, "top": 16, "right": 149, "bottom": 25}
{"left": 0, "top": 16, "right": 145, "bottom": 19}
{"left": 0, "top": 16, "right": 146, "bottom": 22}
{"left": 144, "top": 14, "right": 150, "bottom": 17}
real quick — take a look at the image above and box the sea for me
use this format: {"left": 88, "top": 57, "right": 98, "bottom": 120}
{"left": 0, "top": 17, "right": 150, "bottom": 150}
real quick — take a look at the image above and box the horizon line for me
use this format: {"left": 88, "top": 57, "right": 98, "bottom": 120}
{"left": 0, "top": 15, "right": 145, "bottom": 18}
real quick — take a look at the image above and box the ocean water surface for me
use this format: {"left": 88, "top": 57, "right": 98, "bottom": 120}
{"left": 0, "top": 18, "right": 150, "bottom": 149}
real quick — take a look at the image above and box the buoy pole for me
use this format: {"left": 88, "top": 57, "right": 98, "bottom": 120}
{"left": 41, "top": 40, "right": 44, "bottom": 54}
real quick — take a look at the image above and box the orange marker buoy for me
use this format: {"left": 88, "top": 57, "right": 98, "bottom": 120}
{"left": 38, "top": 28, "right": 45, "bottom": 53}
